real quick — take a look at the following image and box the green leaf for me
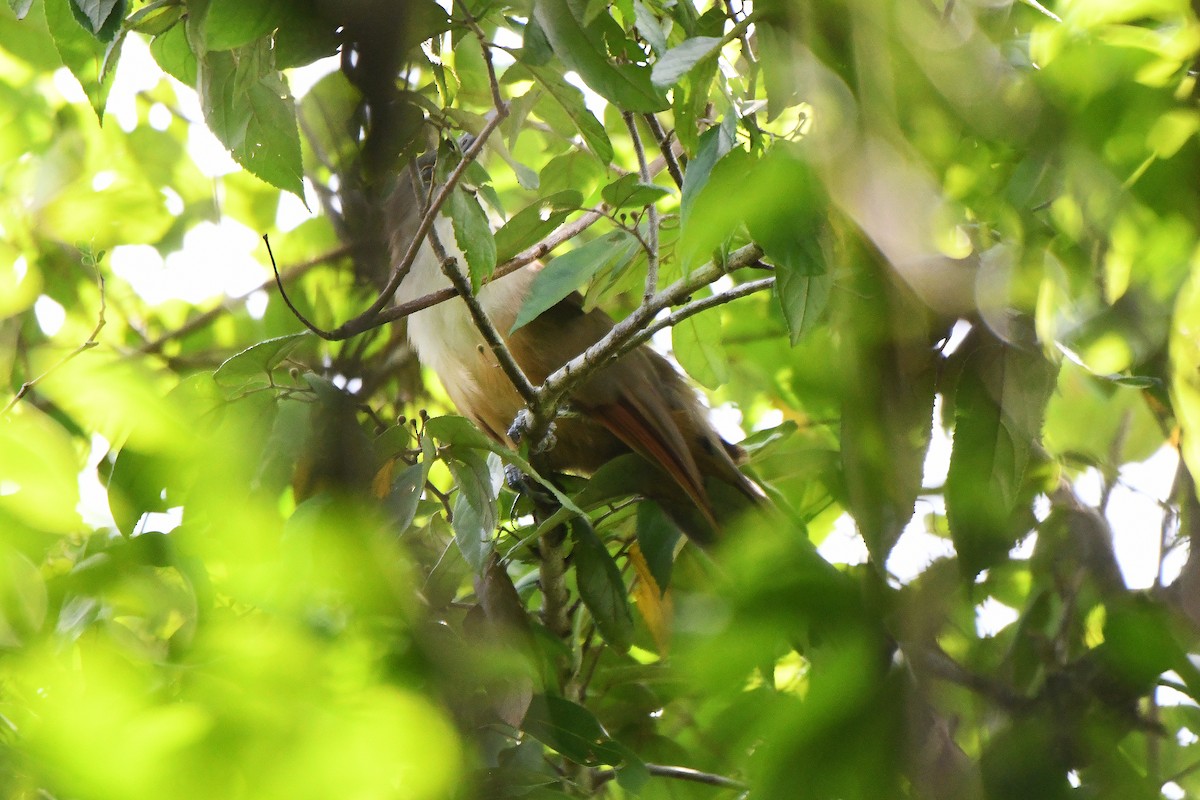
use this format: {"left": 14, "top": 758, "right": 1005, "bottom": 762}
{"left": 651, "top": 35, "right": 722, "bottom": 88}
{"left": 632, "top": 0, "right": 667, "bottom": 55}
{"left": 9, "top": 0, "right": 34, "bottom": 19}
{"left": 516, "top": 62, "right": 614, "bottom": 163}
{"left": 446, "top": 186, "right": 497, "bottom": 290}
{"left": 672, "top": 308, "right": 728, "bottom": 389}
{"left": 205, "top": 0, "right": 286, "bottom": 50}
{"left": 636, "top": 501, "right": 680, "bottom": 592}
{"left": 0, "top": 543, "right": 47, "bottom": 647}
{"left": 1172, "top": 268, "right": 1200, "bottom": 505}
{"left": 532, "top": 0, "right": 668, "bottom": 112}
{"left": 571, "top": 519, "right": 635, "bottom": 652}
{"left": 946, "top": 337, "right": 1057, "bottom": 576}
{"left": 510, "top": 231, "right": 638, "bottom": 333}
{"left": 775, "top": 271, "right": 832, "bottom": 346}
{"left": 600, "top": 173, "right": 671, "bottom": 209}
{"left": 384, "top": 462, "right": 426, "bottom": 534}
{"left": 150, "top": 23, "right": 197, "bottom": 85}
{"left": 680, "top": 123, "right": 734, "bottom": 225}
{"left": 446, "top": 448, "right": 499, "bottom": 572}
{"left": 494, "top": 190, "right": 583, "bottom": 264}
{"left": 523, "top": 694, "right": 628, "bottom": 766}
{"left": 0, "top": 407, "right": 84, "bottom": 534}
{"left": 69, "top": 0, "right": 122, "bottom": 36}
{"left": 45, "top": 0, "right": 120, "bottom": 119}
{"left": 199, "top": 44, "right": 304, "bottom": 197}
{"left": 213, "top": 333, "right": 309, "bottom": 392}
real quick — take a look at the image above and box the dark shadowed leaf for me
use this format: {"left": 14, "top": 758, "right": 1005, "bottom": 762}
{"left": 523, "top": 693, "right": 628, "bottom": 766}
{"left": 571, "top": 519, "right": 634, "bottom": 652}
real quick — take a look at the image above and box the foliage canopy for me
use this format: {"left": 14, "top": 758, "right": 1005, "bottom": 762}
{"left": 4, "top": 0, "right": 1200, "bottom": 798}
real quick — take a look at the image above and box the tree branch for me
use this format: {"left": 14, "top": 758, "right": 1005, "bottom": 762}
{"left": 425, "top": 214, "right": 538, "bottom": 406}
{"left": 139, "top": 244, "right": 353, "bottom": 355}
{"left": 624, "top": 112, "right": 660, "bottom": 302}
{"left": 615, "top": 276, "right": 774, "bottom": 359}
{"left": 325, "top": 109, "right": 509, "bottom": 340}
{"left": 641, "top": 114, "right": 684, "bottom": 189}
{"left": 524, "top": 243, "right": 764, "bottom": 446}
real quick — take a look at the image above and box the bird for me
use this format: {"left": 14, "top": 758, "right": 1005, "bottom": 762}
{"left": 385, "top": 166, "right": 763, "bottom": 543}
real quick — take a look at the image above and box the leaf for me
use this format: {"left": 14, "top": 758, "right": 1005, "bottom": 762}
{"left": 836, "top": 253, "right": 939, "bottom": 566}
{"left": 651, "top": 35, "right": 722, "bottom": 88}
{"left": 446, "top": 448, "right": 501, "bottom": 572}
{"left": 213, "top": 333, "right": 309, "bottom": 392}
{"left": 945, "top": 336, "right": 1057, "bottom": 576}
{"left": 0, "top": 543, "right": 46, "bottom": 647}
{"left": 775, "top": 270, "right": 832, "bottom": 346}
{"left": 447, "top": 186, "right": 497, "bottom": 291}
{"left": 517, "top": 62, "right": 614, "bottom": 163}
{"left": 45, "top": 0, "right": 120, "bottom": 119}
{"left": 629, "top": 541, "right": 672, "bottom": 652}
{"left": 523, "top": 694, "right": 628, "bottom": 766}
{"left": 635, "top": 501, "right": 680, "bottom": 591}
{"left": 532, "top": 0, "right": 668, "bottom": 112}
{"left": 600, "top": 173, "right": 671, "bottom": 210}
{"left": 383, "top": 462, "right": 426, "bottom": 534}
{"left": 1171, "top": 268, "right": 1200, "bottom": 506}
{"left": 199, "top": 44, "right": 304, "bottom": 197}
{"left": 150, "top": 23, "right": 197, "bottom": 85}
{"left": 205, "top": 0, "right": 287, "bottom": 50}
{"left": 511, "top": 231, "right": 638, "bottom": 332}
{"left": 571, "top": 519, "right": 634, "bottom": 652}
{"left": 69, "top": 0, "right": 122, "bottom": 36}
{"left": 494, "top": 190, "right": 583, "bottom": 263}
{"left": 632, "top": 0, "right": 667, "bottom": 55}
{"left": 680, "top": 123, "right": 734, "bottom": 225}
{"left": 672, "top": 309, "right": 729, "bottom": 389}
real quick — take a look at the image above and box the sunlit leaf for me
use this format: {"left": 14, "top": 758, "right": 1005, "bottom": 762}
{"left": 651, "top": 35, "right": 722, "bottom": 88}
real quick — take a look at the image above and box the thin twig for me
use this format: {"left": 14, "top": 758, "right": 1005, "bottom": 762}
{"left": 624, "top": 112, "right": 660, "bottom": 302}
{"left": 594, "top": 763, "right": 747, "bottom": 790}
{"left": 528, "top": 243, "right": 764, "bottom": 444}
{"left": 370, "top": 206, "right": 606, "bottom": 327}
{"left": 3, "top": 272, "right": 106, "bottom": 417}
{"left": 615, "top": 277, "right": 774, "bottom": 358}
{"left": 140, "top": 244, "right": 353, "bottom": 355}
{"left": 326, "top": 110, "right": 509, "bottom": 340}
{"left": 641, "top": 114, "right": 685, "bottom": 188}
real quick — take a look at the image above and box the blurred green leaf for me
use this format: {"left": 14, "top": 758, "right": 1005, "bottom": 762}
{"left": 213, "top": 333, "right": 308, "bottom": 392}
